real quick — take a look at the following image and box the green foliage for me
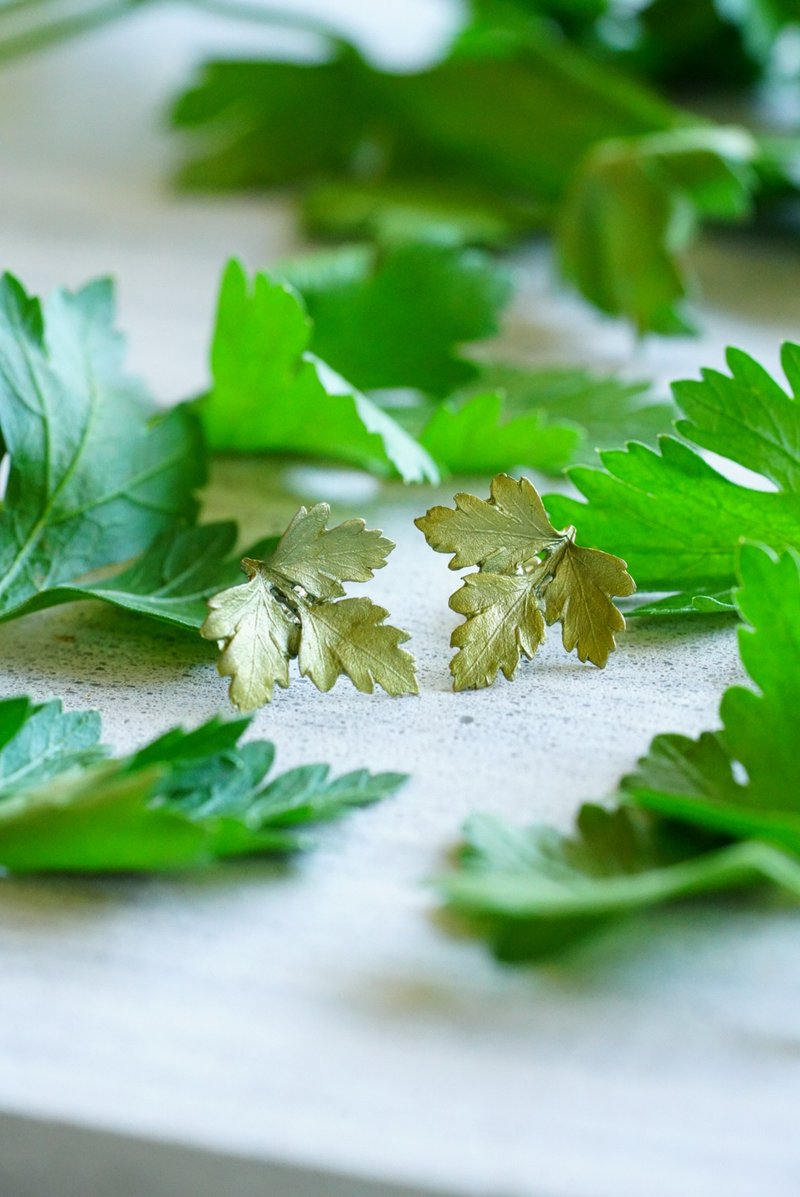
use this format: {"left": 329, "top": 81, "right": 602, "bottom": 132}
{"left": 0, "top": 273, "right": 204, "bottom": 624}
{"left": 419, "top": 365, "right": 672, "bottom": 475}
{"left": 171, "top": 28, "right": 677, "bottom": 205}
{"left": 557, "top": 126, "right": 758, "bottom": 334}
{"left": 547, "top": 342, "right": 800, "bottom": 604}
{"left": 0, "top": 698, "right": 406, "bottom": 873}
{"left": 279, "top": 241, "right": 512, "bottom": 396}
{"left": 168, "top": 12, "right": 777, "bottom": 333}
{"left": 200, "top": 259, "right": 438, "bottom": 482}
{"left": 440, "top": 545, "right": 800, "bottom": 961}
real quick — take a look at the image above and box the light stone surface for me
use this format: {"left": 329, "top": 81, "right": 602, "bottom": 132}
{"left": 0, "top": 5, "right": 799, "bottom": 1197}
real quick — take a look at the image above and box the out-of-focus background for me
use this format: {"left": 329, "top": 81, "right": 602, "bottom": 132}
{"left": 0, "top": 3, "right": 799, "bottom": 1196}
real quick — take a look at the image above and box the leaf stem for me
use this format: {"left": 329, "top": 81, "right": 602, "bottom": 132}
{"left": 0, "top": 0, "right": 339, "bottom": 64}
{"left": 0, "top": 0, "right": 152, "bottom": 64}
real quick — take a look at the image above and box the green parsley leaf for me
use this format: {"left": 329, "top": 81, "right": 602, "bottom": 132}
{"left": 0, "top": 701, "right": 406, "bottom": 874}
{"left": 199, "top": 259, "right": 438, "bottom": 483}
{"left": 0, "top": 273, "right": 204, "bottom": 624}
{"left": 300, "top": 178, "right": 546, "bottom": 248}
{"left": 624, "top": 544, "right": 800, "bottom": 851}
{"left": 202, "top": 503, "right": 418, "bottom": 710}
{"left": 440, "top": 544, "right": 800, "bottom": 961}
{"left": 673, "top": 341, "right": 800, "bottom": 490}
{"left": 441, "top": 808, "right": 800, "bottom": 961}
{"left": 279, "top": 240, "right": 512, "bottom": 396}
{"left": 558, "top": 126, "right": 758, "bottom": 333}
{"left": 547, "top": 342, "right": 800, "bottom": 604}
{"left": 171, "top": 28, "right": 678, "bottom": 207}
{"left": 417, "top": 366, "right": 672, "bottom": 476}
{"left": 469, "top": 364, "right": 674, "bottom": 462}
{"left": 419, "top": 391, "right": 582, "bottom": 477}
{"left": 0, "top": 696, "right": 104, "bottom": 796}
{"left": 2, "top": 522, "right": 280, "bottom": 632}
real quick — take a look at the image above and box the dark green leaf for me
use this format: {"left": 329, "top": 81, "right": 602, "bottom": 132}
{"left": 0, "top": 273, "right": 204, "bottom": 624}
{"left": 279, "top": 241, "right": 512, "bottom": 396}
{"left": 0, "top": 705, "right": 406, "bottom": 874}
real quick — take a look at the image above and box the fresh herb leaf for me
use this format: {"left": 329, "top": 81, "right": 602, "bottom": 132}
{"left": 441, "top": 809, "right": 800, "bottom": 961}
{"left": 547, "top": 342, "right": 800, "bottom": 604}
{"left": 673, "top": 341, "right": 800, "bottom": 490}
{"left": 417, "top": 366, "right": 672, "bottom": 476}
{"left": 558, "top": 126, "right": 758, "bottom": 333}
{"left": 416, "top": 474, "right": 634, "bottom": 687}
{"left": 279, "top": 240, "right": 512, "bottom": 396}
{"left": 200, "top": 259, "right": 438, "bottom": 482}
{"left": 419, "top": 391, "right": 582, "bottom": 477}
{"left": 171, "top": 50, "right": 371, "bottom": 193}
{"left": 171, "top": 28, "right": 678, "bottom": 209}
{"left": 0, "top": 273, "right": 204, "bottom": 623}
{"left": 440, "top": 544, "right": 800, "bottom": 961}
{"left": 0, "top": 702, "right": 406, "bottom": 874}
{"left": 169, "top": 20, "right": 773, "bottom": 333}
{"left": 624, "top": 544, "right": 800, "bottom": 850}
{"left": 300, "top": 178, "right": 546, "bottom": 248}
{"left": 3, "top": 522, "right": 280, "bottom": 632}
{"left": 468, "top": 364, "right": 674, "bottom": 462}
{"left": 0, "top": 696, "right": 104, "bottom": 797}
{"left": 202, "top": 503, "right": 418, "bottom": 710}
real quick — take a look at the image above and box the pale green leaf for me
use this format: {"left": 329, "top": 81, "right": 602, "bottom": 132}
{"left": 416, "top": 474, "right": 560, "bottom": 572}
{"left": 297, "top": 597, "right": 418, "bottom": 695}
{"left": 201, "top": 561, "right": 297, "bottom": 712}
{"left": 267, "top": 502, "right": 393, "bottom": 600}
{"left": 449, "top": 571, "right": 545, "bottom": 690}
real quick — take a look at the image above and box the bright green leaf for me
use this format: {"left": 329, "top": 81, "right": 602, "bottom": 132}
{"left": 200, "top": 260, "right": 438, "bottom": 482}
{"left": 546, "top": 342, "right": 800, "bottom": 597}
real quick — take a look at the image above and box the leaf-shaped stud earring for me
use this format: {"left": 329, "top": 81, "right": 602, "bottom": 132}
{"left": 416, "top": 473, "right": 635, "bottom": 690}
{"left": 202, "top": 503, "right": 418, "bottom": 710}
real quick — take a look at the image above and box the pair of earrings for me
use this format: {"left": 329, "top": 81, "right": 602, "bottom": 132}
{"left": 202, "top": 473, "right": 635, "bottom": 712}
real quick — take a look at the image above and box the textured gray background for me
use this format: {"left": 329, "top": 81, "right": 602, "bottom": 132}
{"left": 0, "top": 3, "right": 799, "bottom": 1196}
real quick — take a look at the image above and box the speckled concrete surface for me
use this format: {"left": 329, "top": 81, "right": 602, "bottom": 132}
{"left": 0, "top": 7, "right": 799, "bottom": 1197}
